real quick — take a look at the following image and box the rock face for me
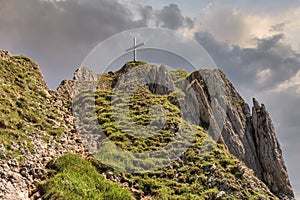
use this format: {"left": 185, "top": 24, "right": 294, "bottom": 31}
{"left": 147, "top": 65, "right": 175, "bottom": 95}
{"left": 73, "top": 66, "right": 98, "bottom": 82}
{"left": 113, "top": 62, "right": 175, "bottom": 95}
{"left": 252, "top": 99, "right": 292, "bottom": 197}
{"left": 87, "top": 63, "right": 294, "bottom": 198}
{"left": 188, "top": 69, "right": 294, "bottom": 198}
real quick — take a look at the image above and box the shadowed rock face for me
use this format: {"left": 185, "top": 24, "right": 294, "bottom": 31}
{"left": 188, "top": 69, "right": 294, "bottom": 199}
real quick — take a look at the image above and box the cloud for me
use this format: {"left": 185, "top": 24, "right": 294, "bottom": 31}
{"left": 189, "top": 3, "right": 274, "bottom": 47}
{"left": 135, "top": 3, "right": 194, "bottom": 29}
{"left": 0, "top": 0, "right": 193, "bottom": 88}
{"left": 275, "top": 70, "right": 300, "bottom": 93}
{"left": 184, "top": 3, "right": 300, "bottom": 53}
{"left": 270, "top": 22, "right": 286, "bottom": 33}
{"left": 0, "top": 0, "right": 140, "bottom": 88}
{"left": 256, "top": 68, "right": 272, "bottom": 84}
{"left": 195, "top": 32, "right": 300, "bottom": 96}
{"left": 157, "top": 3, "right": 192, "bottom": 29}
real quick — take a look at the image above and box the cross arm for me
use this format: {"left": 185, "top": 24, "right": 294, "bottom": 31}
{"left": 125, "top": 42, "right": 145, "bottom": 52}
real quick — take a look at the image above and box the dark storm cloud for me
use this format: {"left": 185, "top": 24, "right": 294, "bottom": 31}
{"left": 0, "top": 0, "right": 192, "bottom": 88}
{"left": 0, "top": 0, "right": 139, "bottom": 88}
{"left": 158, "top": 3, "right": 192, "bottom": 29}
{"left": 135, "top": 3, "right": 194, "bottom": 29}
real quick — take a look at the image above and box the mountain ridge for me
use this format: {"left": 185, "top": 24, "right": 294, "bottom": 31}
{"left": 0, "top": 51, "right": 294, "bottom": 199}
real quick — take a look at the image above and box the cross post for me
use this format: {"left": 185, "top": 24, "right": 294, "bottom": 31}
{"left": 125, "top": 37, "right": 145, "bottom": 62}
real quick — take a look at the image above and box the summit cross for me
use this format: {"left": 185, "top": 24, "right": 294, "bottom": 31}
{"left": 125, "top": 37, "right": 145, "bottom": 62}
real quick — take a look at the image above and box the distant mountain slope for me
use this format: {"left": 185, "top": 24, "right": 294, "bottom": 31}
{"left": 0, "top": 51, "right": 294, "bottom": 199}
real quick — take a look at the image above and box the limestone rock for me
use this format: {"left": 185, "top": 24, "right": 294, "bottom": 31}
{"left": 188, "top": 69, "right": 294, "bottom": 199}
{"left": 113, "top": 63, "right": 175, "bottom": 95}
{"left": 73, "top": 66, "right": 98, "bottom": 82}
{"left": 252, "top": 98, "right": 293, "bottom": 198}
{"left": 0, "top": 52, "right": 87, "bottom": 200}
{"left": 0, "top": 54, "right": 294, "bottom": 199}
{"left": 147, "top": 65, "right": 175, "bottom": 95}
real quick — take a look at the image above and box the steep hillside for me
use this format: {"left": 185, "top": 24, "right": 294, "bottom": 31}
{"left": 187, "top": 70, "right": 294, "bottom": 198}
{"left": 0, "top": 51, "right": 103, "bottom": 199}
{"left": 67, "top": 62, "right": 292, "bottom": 199}
{"left": 0, "top": 51, "right": 294, "bottom": 199}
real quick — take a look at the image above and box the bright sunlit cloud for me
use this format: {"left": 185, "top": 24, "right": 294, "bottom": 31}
{"left": 275, "top": 70, "right": 300, "bottom": 93}
{"left": 180, "top": 3, "right": 300, "bottom": 52}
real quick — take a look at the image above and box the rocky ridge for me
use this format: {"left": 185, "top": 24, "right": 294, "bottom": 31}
{"left": 69, "top": 63, "right": 294, "bottom": 199}
{"left": 0, "top": 52, "right": 295, "bottom": 199}
{"left": 0, "top": 51, "right": 87, "bottom": 200}
{"left": 187, "top": 70, "right": 294, "bottom": 198}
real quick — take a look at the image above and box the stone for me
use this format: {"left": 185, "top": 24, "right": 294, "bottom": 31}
{"left": 216, "top": 191, "right": 226, "bottom": 199}
{"left": 73, "top": 67, "right": 98, "bottom": 82}
{"left": 252, "top": 98, "right": 293, "bottom": 197}
{"left": 147, "top": 65, "right": 175, "bottom": 95}
{"left": 187, "top": 69, "right": 294, "bottom": 199}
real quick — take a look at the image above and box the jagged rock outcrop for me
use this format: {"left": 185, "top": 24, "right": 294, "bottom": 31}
{"left": 113, "top": 62, "right": 175, "bottom": 95}
{"left": 147, "top": 65, "right": 175, "bottom": 95}
{"left": 73, "top": 64, "right": 294, "bottom": 198}
{"left": 252, "top": 98, "right": 292, "bottom": 197}
{"left": 73, "top": 66, "right": 98, "bottom": 82}
{"left": 188, "top": 69, "right": 294, "bottom": 199}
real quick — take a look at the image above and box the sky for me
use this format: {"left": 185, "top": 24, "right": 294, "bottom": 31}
{"left": 0, "top": 0, "right": 299, "bottom": 197}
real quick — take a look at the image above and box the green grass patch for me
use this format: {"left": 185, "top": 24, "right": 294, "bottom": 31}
{"left": 40, "top": 154, "right": 135, "bottom": 200}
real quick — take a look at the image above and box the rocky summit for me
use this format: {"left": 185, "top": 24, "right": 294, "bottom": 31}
{"left": 0, "top": 51, "right": 295, "bottom": 199}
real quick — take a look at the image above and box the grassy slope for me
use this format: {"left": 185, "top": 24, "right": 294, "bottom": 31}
{"left": 0, "top": 57, "right": 277, "bottom": 199}
{"left": 69, "top": 62, "right": 277, "bottom": 199}
{"left": 0, "top": 56, "right": 64, "bottom": 159}
{"left": 40, "top": 154, "right": 134, "bottom": 200}
{"left": 0, "top": 55, "right": 135, "bottom": 199}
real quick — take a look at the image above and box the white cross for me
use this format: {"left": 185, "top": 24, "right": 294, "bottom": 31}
{"left": 125, "top": 37, "right": 145, "bottom": 62}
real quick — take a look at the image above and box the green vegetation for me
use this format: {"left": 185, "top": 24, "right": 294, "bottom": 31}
{"left": 71, "top": 62, "right": 276, "bottom": 199}
{"left": 0, "top": 56, "right": 276, "bottom": 199}
{"left": 40, "top": 154, "right": 135, "bottom": 200}
{"left": 0, "top": 56, "right": 64, "bottom": 158}
{"left": 169, "top": 69, "right": 189, "bottom": 83}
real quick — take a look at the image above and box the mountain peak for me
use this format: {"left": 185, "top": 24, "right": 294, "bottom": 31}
{"left": 0, "top": 55, "right": 295, "bottom": 199}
